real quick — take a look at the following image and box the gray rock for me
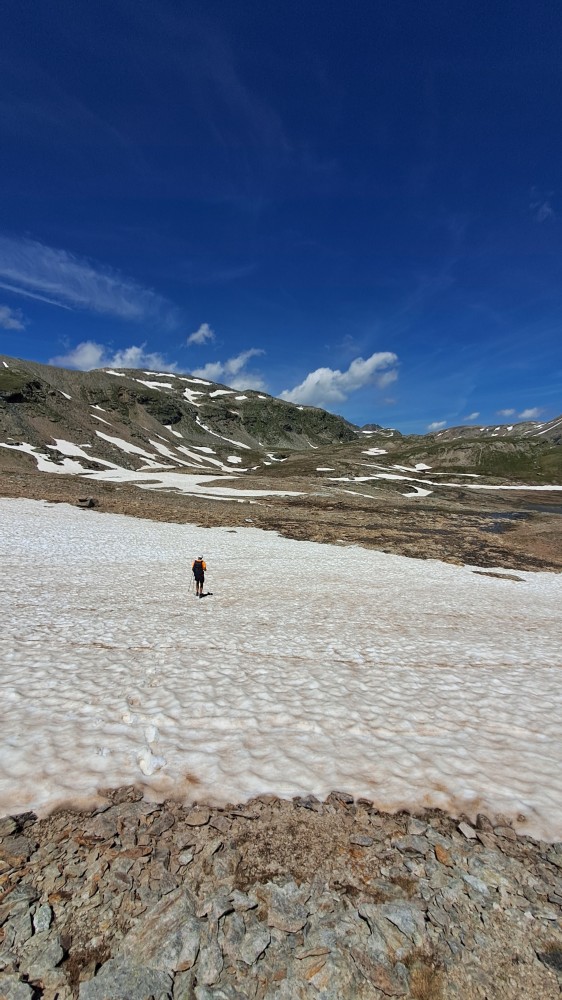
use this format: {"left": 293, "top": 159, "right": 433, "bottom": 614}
{"left": 185, "top": 808, "right": 210, "bottom": 826}
{"left": 0, "top": 950, "right": 18, "bottom": 975}
{"left": 0, "top": 836, "right": 35, "bottom": 862}
{"left": 349, "top": 947, "right": 407, "bottom": 996}
{"left": 239, "top": 915, "right": 271, "bottom": 965}
{"left": 119, "top": 888, "right": 201, "bottom": 972}
{"left": 197, "top": 889, "right": 234, "bottom": 922}
{"left": 79, "top": 957, "right": 172, "bottom": 1000}
{"left": 220, "top": 911, "right": 246, "bottom": 961}
{"left": 172, "top": 969, "right": 196, "bottom": 999}
{"left": 356, "top": 905, "right": 409, "bottom": 960}
{"left": 392, "top": 835, "right": 428, "bottom": 855}
{"left": 264, "top": 882, "right": 310, "bottom": 933}
{"left": 494, "top": 825, "right": 517, "bottom": 841}
{"left": 462, "top": 874, "right": 490, "bottom": 896}
{"left": 407, "top": 818, "right": 428, "bottom": 835}
{"left": 294, "top": 795, "right": 323, "bottom": 813}
{"left": 229, "top": 890, "right": 258, "bottom": 912}
{"left": 18, "top": 931, "right": 63, "bottom": 980}
{"left": 176, "top": 918, "right": 202, "bottom": 972}
{"left": 349, "top": 834, "right": 374, "bottom": 847}
{"left": 327, "top": 790, "right": 354, "bottom": 804}
{"left": 0, "top": 818, "right": 18, "bottom": 838}
{"left": 458, "top": 822, "right": 477, "bottom": 840}
{"left": 379, "top": 902, "right": 426, "bottom": 943}
{"left": 33, "top": 903, "right": 53, "bottom": 933}
{"left": 475, "top": 813, "right": 494, "bottom": 832}
{"left": 196, "top": 924, "right": 223, "bottom": 986}
{"left": 3, "top": 908, "right": 33, "bottom": 950}
{"left": 194, "top": 986, "right": 251, "bottom": 1000}
{"left": 0, "top": 974, "right": 34, "bottom": 999}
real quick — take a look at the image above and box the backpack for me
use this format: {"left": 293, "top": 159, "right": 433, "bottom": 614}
{"left": 193, "top": 559, "right": 204, "bottom": 577}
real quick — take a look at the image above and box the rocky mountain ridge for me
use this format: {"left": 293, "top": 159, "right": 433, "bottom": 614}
{"left": 0, "top": 355, "right": 560, "bottom": 487}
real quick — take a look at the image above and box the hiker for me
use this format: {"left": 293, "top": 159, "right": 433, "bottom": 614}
{"left": 192, "top": 555, "right": 206, "bottom": 597}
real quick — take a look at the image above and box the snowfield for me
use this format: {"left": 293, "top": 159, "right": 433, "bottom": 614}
{"left": 2, "top": 498, "right": 562, "bottom": 839}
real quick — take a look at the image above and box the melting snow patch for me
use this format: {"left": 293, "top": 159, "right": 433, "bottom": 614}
{"left": 182, "top": 387, "right": 203, "bottom": 406}
{"left": 60, "top": 391, "right": 72, "bottom": 400}
{"left": 402, "top": 486, "right": 433, "bottom": 498}
{"left": 193, "top": 446, "right": 215, "bottom": 454}
{"left": 91, "top": 405, "right": 106, "bottom": 411}
{"left": 0, "top": 442, "right": 87, "bottom": 475}
{"left": 91, "top": 414, "right": 112, "bottom": 426}
{"left": 181, "top": 377, "right": 212, "bottom": 385}
{"left": 2, "top": 361, "right": 8, "bottom": 368}
{"left": 316, "top": 467, "right": 335, "bottom": 472}
{"left": 105, "top": 370, "right": 127, "bottom": 377}
{"left": 2, "top": 497, "right": 561, "bottom": 839}
{"left": 362, "top": 448, "right": 388, "bottom": 456}
{"left": 165, "top": 425, "right": 183, "bottom": 438}
{"left": 235, "top": 395, "right": 248, "bottom": 400}
{"left": 136, "top": 380, "right": 174, "bottom": 390}
{"left": 209, "top": 389, "right": 234, "bottom": 397}
{"left": 227, "top": 456, "right": 242, "bottom": 463}
{"left": 195, "top": 418, "right": 251, "bottom": 449}
{"left": 95, "top": 432, "right": 161, "bottom": 461}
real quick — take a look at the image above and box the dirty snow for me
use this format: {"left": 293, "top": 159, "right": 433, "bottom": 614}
{"left": 2, "top": 498, "right": 562, "bottom": 838}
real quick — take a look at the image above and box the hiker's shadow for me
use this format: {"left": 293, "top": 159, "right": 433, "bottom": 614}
{"left": 199, "top": 592, "right": 213, "bottom": 599}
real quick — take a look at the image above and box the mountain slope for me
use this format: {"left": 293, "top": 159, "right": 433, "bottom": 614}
{"left": 1, "top": 355, "right": 561, "bottom": 489}
{"left": 0, "top": 355, "right": 358, "bottom": 476}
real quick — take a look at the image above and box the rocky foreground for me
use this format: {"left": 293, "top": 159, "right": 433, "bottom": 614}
{"left": 1, "top": 790, "right": 561, "bottom": 1000}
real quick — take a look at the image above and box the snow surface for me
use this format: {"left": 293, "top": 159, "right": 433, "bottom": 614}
{"left": 135, "top": 380, "right": 174, "bottom": 390}
{"left": 2, "top": 498, "right": 562, "bottom": 838}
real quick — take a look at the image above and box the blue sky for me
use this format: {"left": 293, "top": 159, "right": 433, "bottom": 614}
{"left": 0, "top": 0, "right": 561, "bottom": 433}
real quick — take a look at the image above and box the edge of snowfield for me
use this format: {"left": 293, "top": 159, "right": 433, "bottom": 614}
{"left": 2, "top": 497, "right": 562, "bottom": 841}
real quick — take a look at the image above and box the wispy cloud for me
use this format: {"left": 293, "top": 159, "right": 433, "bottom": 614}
{"left": 187, "top": 322, "right": 215, "bottom": 346}
{"left": 530, "top": 187, "right": 555, "bottom": 223}
{"left": 518, "top": 407, "right": 542, "bottom": 419}
{"left": 0, "top": 235, "right": 177, "bottom": 325}
{"left": 427, "top": 421, "right": 446, "bottom": 432}
{"left": 192, "top": 348, "right": 266, "bottom": 389}
{"left": 280, "top": 352, "right": 398, "bottom": 408}
{"left": 463, "top": 411, "right": 480, "bottom": 421}
{"left": 49, "top": 340, "right": 178, "bottom": 372}
{"left": 0, "top": 304, "right": 26, "bottom": 331}
{"left": 498, "top": 408, "right": 516, "bottom": 417}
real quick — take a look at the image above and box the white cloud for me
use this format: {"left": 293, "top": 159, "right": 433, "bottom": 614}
{"left": 187, "top": 322, "right": 215, "bottom": 346}
{"left": 0, "top": 304, "right": 26, "bottom": 330}
{"left": 49, "top": 340, "right": 178, "bottom": 372}
{"left": 530, "top": 188, "right": 555, "bottom": 223}
{"left": 192, "top": 348, "right": 266, "bottom": 389}
{"left": 280, "top": 352, "right": 398, "bottom": 407}
{"left": 0, "top": 235, "right": 176, "bottom": 325}
{"left": 497, "top": 408, "right": 516, "bottom": 417}
{"left": 427, "top": 421, "right": 446, "bottom": 432}
{"left": 518, "top": 407, "right": 542, "bottom": 419}
{"left": 463, "top": 412, "right": 480, "bottom": 421}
